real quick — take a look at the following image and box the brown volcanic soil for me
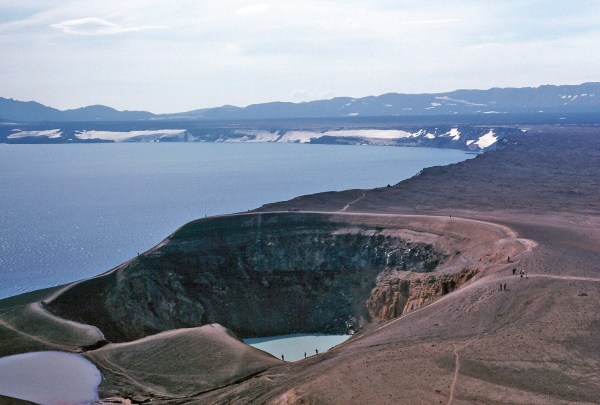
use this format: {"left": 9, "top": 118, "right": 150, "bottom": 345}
{"left": 0, "top": 126, "right": 599, "bottom": 404}
{"left": 85, "top": 324, "right": 282, "bottom": 401}
{"left": 202, "top": 128, "right": 600, "bottom": 404}
{"left": 3, "top": 211, "right": 532, "bottom": 403}
{"left": 261, "top": 126, "right": 600, "bottom": 216}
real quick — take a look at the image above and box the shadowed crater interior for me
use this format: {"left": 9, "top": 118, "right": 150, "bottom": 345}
{"left": 48, "top": 213, "right": 443, "bottom": 342}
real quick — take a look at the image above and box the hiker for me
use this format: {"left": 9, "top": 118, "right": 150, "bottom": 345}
{"left": 304, "top": 352, "right": 307, "bottom": 359}
{"left": 503, "top": 282, "right": 507, "bottom": 291}
{"left": 315, "top": 349, "right": 318, "bottom": 355}
{"left": 512, "top": 267, "right": 516, "bottom": 275}
{"left": 281, "top": 354, "right": 284, "bottom": 361}
{"left": 508, "top": 256, "right": 510, "bottom": 263}
{"left": 499, "top": 283, "right": 503, "bottom": 291}
{"left": 520, "top": 269, "right": 524, "bottom": 278}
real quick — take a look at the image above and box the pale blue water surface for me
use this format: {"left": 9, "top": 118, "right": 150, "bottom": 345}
{"left": 0, "top": 351, "right": 101, "bottom": 404}
{"left": 245, "top": 333, "right": 350, "bottom": 362}
{"left": 0, "top": 143, "right": 472, "bottom": 299}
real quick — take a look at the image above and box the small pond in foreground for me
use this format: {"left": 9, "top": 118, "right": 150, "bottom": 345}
{"left": 245, "top": 333, "right": 351, "bottom": 361}
{"left": 0, "top": 351, "right": 101, "bottom": 405}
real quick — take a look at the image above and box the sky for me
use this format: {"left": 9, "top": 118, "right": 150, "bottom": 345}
{"left": 1, "top": 0, "right": 600, "bottom": 113}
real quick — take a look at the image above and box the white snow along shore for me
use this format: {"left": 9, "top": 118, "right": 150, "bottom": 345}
{"left": 76, "top": 129, "right": 187, "bottom": 142}
{"left": 8, "top": 129, "right": 62, "bottom": 139}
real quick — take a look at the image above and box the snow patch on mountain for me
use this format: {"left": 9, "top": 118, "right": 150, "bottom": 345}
{"left": 444, "top": 128, "right": 461, "bottom": 140}
{"left": 278, "top": 129, "right": 421, "bottom": 143}
{"left": 323, "top": 130, "right": 418, "bottom": 139}
{"left": 76, "top": 130, "right": 186, "bottom": 142}
{"left": 8, "top": 129, "right": 62, "bottom": 139}
{"left": 231, "top": 130, "right": 280, "bottom": 142}
{"left": 278, "top": 131, "right": 318, "bottom": 143}
{"left": 474, "top": 130, "right": 497, "bottom": 149}
{"left": 434, "top": 96, "right": 488, "bottom": 106}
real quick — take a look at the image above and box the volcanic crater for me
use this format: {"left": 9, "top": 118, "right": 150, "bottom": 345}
{"left": 46, "top": 213, "right": 477, "bottom": 343}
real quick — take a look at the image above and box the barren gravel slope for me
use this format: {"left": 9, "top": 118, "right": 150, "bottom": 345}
{"left": 1, "top": 126, "right": 598, "bottom": 404}
{"left": 207, "top": 127, "right": 600, "bottom": 404}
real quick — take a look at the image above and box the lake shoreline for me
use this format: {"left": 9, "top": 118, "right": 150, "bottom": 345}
{"left": 0, "top": 143, "right": 472, "bottom": 299}
{"left": 1, "top": 128, "right": 599, "bottom": 403}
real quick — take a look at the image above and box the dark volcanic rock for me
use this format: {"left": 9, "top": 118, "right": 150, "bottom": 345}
{"left": 260, "top": 128, "right": 600, "bottom": 215}
{"left": 48, "top": 213, "right": 442, "bottom": 342}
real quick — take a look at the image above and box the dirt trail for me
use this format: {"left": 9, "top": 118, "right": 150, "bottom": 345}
{"left": 89, "top": 352, "right": 170, "bottom": 398}
{"left": 348, "top": 269, "right": 598, "bottom": 405}
{"left": 447, "top": 340, "right": 473, "bottom": 405}
{"left": 339, "top": 192, "right": 366, "bottom": 212}
{"left": 527, "top": 274, "right": 600, "bottom": 283}
{"left": 443, "top": 272, "right": 599, "bottom": 404}
{"left": 0, "top": 315, "right": 75, "bottom": 352}
{"left": 43, "top": 280, "right": 88, "bottom": 304}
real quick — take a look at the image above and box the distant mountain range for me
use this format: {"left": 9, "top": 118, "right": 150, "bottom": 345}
{"left": 0, "top": 100, "right": 154, "bottom": 122}
{"left": 0, "top": 119, "right": 525, "bottom": 151}
{"left": 1, "top": 83, "right": 599, "bottom": 122}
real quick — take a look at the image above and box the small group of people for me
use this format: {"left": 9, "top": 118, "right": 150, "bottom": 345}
{"left": 513, "top": 267, "right": 527, "bottom": 278}
{"left": 282, "top": 349, "right": 319, "bottom": 362}
{"left": 512, "top": 267, "right": 527, "bottom": 278}
{"left": 499, "top": 266, "right": 530, "bottom": 292}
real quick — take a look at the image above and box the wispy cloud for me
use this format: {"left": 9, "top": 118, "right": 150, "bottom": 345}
{"left": 235, "top": 3, "right": 269, "bottom": 16}
{"left": 50, "top": 17, "right": 165, "bottom": 36}
{"left": 1, "top": 0, "right": 599, "bottom": 112}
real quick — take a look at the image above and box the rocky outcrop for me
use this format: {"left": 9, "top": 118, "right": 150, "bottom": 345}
{"left": 367, "top": 268, "right": 478, "bottom": 320}
{"left": 48, "top": 213, "right": 444, "bottom": 342}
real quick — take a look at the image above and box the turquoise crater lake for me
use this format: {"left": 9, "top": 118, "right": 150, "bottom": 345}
{"left": 245, "top": 334, "right": 351, "bottom": 362}
{"left": 0, "top": 142, "right": 473, "bottom": 299}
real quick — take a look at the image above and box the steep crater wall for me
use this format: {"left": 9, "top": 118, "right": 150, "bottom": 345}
{"left": 367, "top": 268, "right": 478, "bottom": 320}
{"left": 48, "top": 213, "right": 444, "bottom": 342}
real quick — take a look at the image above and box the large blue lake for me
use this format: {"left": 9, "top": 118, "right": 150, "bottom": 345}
{"left": 0, "top": 143, "right": 472, "bottom": 299}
